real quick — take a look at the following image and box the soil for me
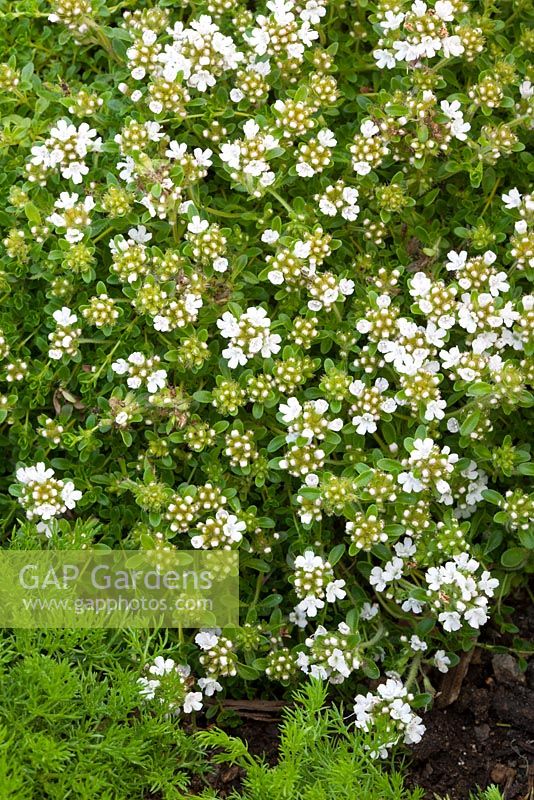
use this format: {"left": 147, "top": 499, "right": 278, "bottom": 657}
{"left": 407, "top": 600, "right": 534, "bottom": 800}
{"left": 187, "top": 599, "right": 533, "bottom": 799}
{"left": 187, "top": 719, "right": 280, "bottom": 798}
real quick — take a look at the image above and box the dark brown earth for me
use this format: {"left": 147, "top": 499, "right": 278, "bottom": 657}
{"left": 407, "top": 599, "right": 534, "bottom": 799}
{"left": 407, "top": 648, "right": 534, "bottom": 799}
{"left": 187, "top": 718, "right": 280, "bottom": 797}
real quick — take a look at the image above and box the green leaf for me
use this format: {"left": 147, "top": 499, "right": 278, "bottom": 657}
{"left": 236, "top": 664, "right": 260, "bottom": 681}
{"left": 328, "top": 544, "right": 345, "bottom": 566}
{"left": 460, "top": 409, "right": 481, "bottom": 436}
{"left": 500, "top": 547, "right": 528, "bottom": 569}
{"left": 193, "top": 390, "right": 212, "bottom": 403}
{"left": 482, "top": 489, "right": 504, "bottom": 505}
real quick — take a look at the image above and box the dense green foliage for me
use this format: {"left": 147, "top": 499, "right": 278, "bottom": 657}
{"left": 0, "top": 0, "right": 532, "bottom": 795}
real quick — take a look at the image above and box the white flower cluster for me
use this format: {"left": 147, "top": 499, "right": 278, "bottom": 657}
{"left": 48, "top": 306, "right": 81, "bottom": 361}
{"left": 373, "top": 0, "right": 465, "bottom": 70}
{"left": 349, "top": 378, "right": 397, "bottom": 435}
{"left": 279, "top": 397, "right": 343, "bottom": 441}
{"left": 112, "top": 352, "right": 167, "bottom": 394}
{"left": 440, "top": 99, "right": 471, "bottom": 141}
{"left": 47, "top": 192, "right": 95, "bottom": 243}
{"left": 27, "top": 120, "right": 101, "bottom": 184}
{"left": 246, "top": 0, "right": 323, "bottom": 63}
{"left": 219, "top": 119, "right": 278, "bottom": 195}
{"left": 16, "top": 463, "right": 82, "bottom": 521}
{"left": 292, "top": 549, "right": 346, "bottom": 619}
{"left": 195, "top": 629, "right": 238, "bottom": 677}
{"left": 138, "top": 656, "right": 204, "bottom": 715}
{"left": 297, "top": 622, "right": 360, "bottom": 683}
{"left": 316, "top": 181, "right": 360, "bottom": 220}
{"left": 425, "top": 553, "right": 499, "bottom": 632}
{"left": 190, "top": 508, "right": 246, "bottom": 550}
{"left": 158, "top": 15, "right": 243, "bottom": 91}
{"left": 398, "top": 437, "right": 459, "bottom": 495}
{"left": 217, "top": 306, "right": 281, "bottom": 368}
{"left": 266, "top": 232, "right": 354, "bottom": 311}
{"left": 353, "top": 678, "right": 426, "bottom": 758}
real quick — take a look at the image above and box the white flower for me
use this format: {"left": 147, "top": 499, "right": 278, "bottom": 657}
{"left": 298, "top": 21, "right": 319, "bottom": 46}
{"left": 446, "top": 249, "right": 468, "bottom": 271}
{"left": 409, "top": 635, "right": 428, "bottom": 652}
{"left": 166, "top": 140, "right": 187, "bottom": 160}
{"left": 393, "top": 39, "right": 420, "bottom": 62}
{"left": 111, "top": 358, "right": 129, "bottom": 375}
{"left": 410, "top": 272, "right": 432, "bottom": 297}
{"left": 381, "top": 9, "right": 405, "bottom": 30}
{"left": 489, "top": 272, "right": 509, "bottom": 296}
{"left": 301, "top": 0, "right": 327, "bottom": 24}
{"left": 61, "top": 482, "right": 82, "bottom": 509}
{"left": 149, "top": 656, "right": 176, "bottom": 676}
{"left": 195, "top": 630, "right": 219, "bottom": 650}
{"left": 353, "top": 413, "right": 378, "bottom": 435}
{"left": 138, "top": 677, "right": 160, "bottom": 700}
{"left": 297, "top": 595, "right": 325, "bottom": 617}
{"left": 439, "top": 611, "right": 462, "bottom": 632}
{"left": 411, "top": 437, "right": 434, "bottom": 461}
{"left": 411, "top": 0, "right": 427, "bottom": 15}
{"left": 290, "top": 607, "right": 309, "bottom": 629}
{"left": 17, "top": 463, "right": 53, "bottom": 484}
{"left": 464, "top": 604, "right": 488, "bottom": 629}
{"left": 435, "top": 0, "right": 454, "bottom": 20}
{"left": 279, "top": 397, "right": 302, "bottom": 423}
{"left": 398, "top": 471, "right": 423, "bottom": 493}
{"left": 405, "top": 716, "right": 426, "bottom": 745}
{"left": 187, "top": 215, "right": 209, "bottom": 234}
{"left": 502, "top": 188, "right": 522, "bottom": 209}
{"left": 325, "top": 579, "right": 346, "bottom": 603}
{"left": 450, "top": 117, "right": 471, "bottom": 141}
{"left": 424, "top": 398, "right": 447, "bottom": 421}
{"left": 318, "top": 128, "right": 337, "bottom": 147}
{"left": 267, "top": 266, "right": 285, "bottom": 286}
{"left": 479, "top": 571, "right": 499, "bottom": 596}
{"left": 261, "top": 229, "right": 280, "bottom": 244}
{"left": 373, "top": 49, "right": 396, "bottom": 69}
{"left": 394, "top": 537, "right": 416, "bottom": 558}
{"left": 221, "top": 513, "right": 246, "bottom": 543}
{"left": 361, "top": 602, "right": 379, "bottom": 620}
{"left": 402, "top": 598, "right": 424, "bottom": 614}
{"left": 62, "top": 161, "right": 89, "bottom": 184}
{"left": 128, "top": 225, "right": 152, "bottom": 244}
{"left": 295, "top": 550, "right": 323, "bottom": 572}
{"left": 369, "top": 566, "right": 387, "bottom": 592}
{"left": 183, "top": 691, "right": 203, "bottom": 713}
{"left": 217, "top": 311, "right": 240, "bottom": 338}
{"left": 360, "top": 120, "right": 379, "bottom": 138}
{"left": 441, "top": 35, "right": 464, "bottom": 57}
{"left": 440, "top": 99, "right": 462, "bottom": 119}
{"left": 339, "top": 279, "right": 355, "bottom": 296}
{"left": 309, "top": 664, "right": 328, "bottom": 680}
{"left": 198, "top": 677, "right": 222, "bottom": 696}
{"left": 327, "top": 649, "right": 351, "bottom": 678}
{"left": 433, "top": 650, "right": 451, "bottom": 673}
{"left": 222, "top": 345, "right": 247, "bottom": 368}
{"left": 53, "top": 307, "right": 77, "bottom": 326}
{"left": 146, "top": 369, "right": 167, "bottom": 394}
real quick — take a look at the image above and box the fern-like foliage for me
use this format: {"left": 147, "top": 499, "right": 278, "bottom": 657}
{"left": 197, "top": 681, "right": 425, "bottom": 800}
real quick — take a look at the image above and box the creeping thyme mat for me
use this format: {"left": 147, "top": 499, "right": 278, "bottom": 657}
{"left": 0, "top": 0, "right": 533, "bottom": 796}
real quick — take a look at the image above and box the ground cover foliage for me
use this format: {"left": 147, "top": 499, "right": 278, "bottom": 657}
{"left": 0, "top": 0, "right": 532, "bottom": 796}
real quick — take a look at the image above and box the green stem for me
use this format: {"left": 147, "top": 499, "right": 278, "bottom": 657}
{"left": 267, "top": 188, "right": 295, "bottom": 217}
{"left": 405, "top": 652, "right": 422, "bottom": 691}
